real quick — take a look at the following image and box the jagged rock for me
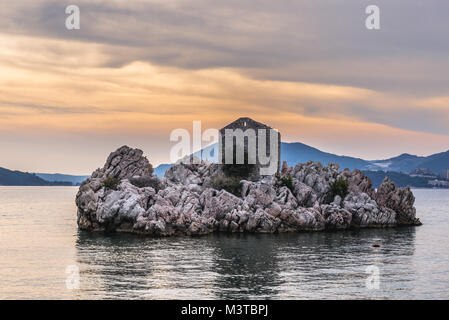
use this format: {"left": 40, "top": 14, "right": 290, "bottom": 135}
{"left": 165, "top": 158, "right": 203, "bottom": 185}
{"left": 344, "top": 192, "right": 396, "bottom": 227}
{"left": 321, "top": 204, "right": 352, "bottom": 229}
{"left": 375, "top": 177, "right": 421, "bottom": 225}
{"left": 76, "top": 146, "right": 422, "bottom": 236}
{"left": 104, "top": 146, "right": 154, "bottom": 180}
{"left": 342, "top": 168, "right": 375, "bottom": 198}
{"left": 294, "top": 181, "right": 317, "bottom": 207}
{"left": 242, "top": 180, "right": 276, "bottom": 210}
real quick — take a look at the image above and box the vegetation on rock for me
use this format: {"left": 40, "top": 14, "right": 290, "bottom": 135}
{"left": 211, "top": 176, "right": 242, "bottom": 197}
{"left": 278, "top": 175, "right": 294, "bottom": 192}
{"left": 129, "top": 176, "right": 160, "bottom": 191}
{"left": 102, "top": 177, "right": 120, "bottom": 190}
{"left": 329, "top": 177, "right": 349, "bottom": 200}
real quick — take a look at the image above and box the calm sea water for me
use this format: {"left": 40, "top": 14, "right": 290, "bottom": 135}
{"left": 0, "top": 186, "right": 448, "bottom": 299}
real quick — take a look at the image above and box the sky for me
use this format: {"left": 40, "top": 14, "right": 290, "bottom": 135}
{"left": 0, "top": 0, "right": 448, "bottom": 174}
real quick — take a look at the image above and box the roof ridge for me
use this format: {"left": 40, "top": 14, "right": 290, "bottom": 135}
{"left": 220, "top": 117, "right": 273, "bottom": 131}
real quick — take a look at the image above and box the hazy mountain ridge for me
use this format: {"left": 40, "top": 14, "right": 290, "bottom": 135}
{"left": 365, "top": 152, "right": 449, "bottom": 174}
{"left": 2, "top": 142, "right": 448, "bottom": 186}
{"left": 35, "top": 173, "right": 89, "bottom": 185}
{"left": 281, "top": 142, "right": 370, "bottom": 170}
{"left": 153, "top": 142, "right": 449, "bottom": 178}
{"left": 0, "top": 167, "right": 72, "bottom": 186}
{"left": 362, "top": 171, "right": 443, "bottom": 188}
{"left": 415, "top": 150, "right": 449, "bottom": 174}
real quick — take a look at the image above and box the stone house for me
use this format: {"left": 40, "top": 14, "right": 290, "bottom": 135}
{"left": 218, "top": 117, "right": 281, "bottom": 175}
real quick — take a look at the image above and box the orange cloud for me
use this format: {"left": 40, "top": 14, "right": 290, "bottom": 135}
{"left": 0, "top": 33, "right": 448, "bottom": 172}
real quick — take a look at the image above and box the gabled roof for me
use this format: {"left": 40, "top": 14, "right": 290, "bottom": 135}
{"left": 219, "top": 117, "right": 272, "bottom": 133}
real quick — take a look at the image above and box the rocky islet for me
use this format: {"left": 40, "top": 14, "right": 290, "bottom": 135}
{"left": 76, "top": 146, "right": 421, "bottom": 236}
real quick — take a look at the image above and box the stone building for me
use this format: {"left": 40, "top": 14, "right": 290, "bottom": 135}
{"left": 218, "top": 117, "right": 281, "bottom": 175}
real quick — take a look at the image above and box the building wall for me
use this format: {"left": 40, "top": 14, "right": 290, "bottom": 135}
{"left": 218, "top": 119, "right": 281, "bottom": 175}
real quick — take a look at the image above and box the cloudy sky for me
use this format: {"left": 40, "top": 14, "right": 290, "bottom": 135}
{"left": 0, "top": 0, "right": 448, "bottom": 174}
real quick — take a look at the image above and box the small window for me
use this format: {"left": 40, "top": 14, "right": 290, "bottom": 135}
{"left": 244, "top": 121, "right": 247, "bottom": 126}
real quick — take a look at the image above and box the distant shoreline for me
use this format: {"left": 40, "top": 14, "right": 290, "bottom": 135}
{"left": 2, "top": 140, "right": 448, "bottom": 188}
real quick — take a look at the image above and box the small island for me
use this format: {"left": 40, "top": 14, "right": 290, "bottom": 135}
{"left": 76, "top": 118, "right": 421, "bottom": 236}
{"left": 76, "top": 150, "right": 421, "bottom": 236}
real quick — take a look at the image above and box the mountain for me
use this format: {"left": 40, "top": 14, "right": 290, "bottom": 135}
{"left": 35, "top": 173, "right": 89, "bottom": 185}
{"left": 3, "top": 141, "right": 447, "bottom": 186}
{"left": 366, "top": 153, "right": 426, "bottom": 172}
{"left": 153, "top": 142, "right": 372, "bottom": 177}
{"left": 362, "top": 170, "right": 436, "bottom": 188}
{"left": 281, "top": 142, "right": 370, "bottom": 170}
{"left": 153, "top": 142, "right": 449, "bottom": 179}
{"left": 414, "top": 150, "right": 449, "bottom": 175}
{"left": 0, "top": 167, "right": 72, "bottom": 186}
{"left": 367, "top": 150, "right": 449, "bottom": 175}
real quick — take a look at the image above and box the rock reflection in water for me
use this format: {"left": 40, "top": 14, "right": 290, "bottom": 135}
{"left": 75, "top": 226, "right": 416, "bottom": 299}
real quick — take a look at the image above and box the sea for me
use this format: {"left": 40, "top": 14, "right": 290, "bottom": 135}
{"left": 0, "top": 187, "right": 448, "bottom": 299}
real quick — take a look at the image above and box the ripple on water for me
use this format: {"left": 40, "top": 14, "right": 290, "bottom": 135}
{"left": 0, "top": 187, "right": 448, "bottom": 299}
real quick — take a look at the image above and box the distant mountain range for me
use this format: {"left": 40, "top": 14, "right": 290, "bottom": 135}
{"left": 2, "top": 142, "right": 448, "bottom": 187}
{"left": 362, "top": 170, "right": 434, "bottom": 188}
{"left": 152, "top": 142, "right": 449, "bottom": 178}
{"left": 0, "top": 167, "right": 89, "bottom": 186}
{"left": 154, "top": 142, "right": 377, "bottom": 176}
{"left": 34, "top": 173, "right": 89, "bottom": 185}
{"left": 0, "top": 167, "right": 73, "bottom": 186}
{"left": 282, "top": 142, "right": 369, "bottom": 170}
{"left": 364, "top": 151, "right": 449, "bottom": 174}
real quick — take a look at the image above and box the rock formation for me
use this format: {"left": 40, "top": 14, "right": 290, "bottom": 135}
{"left": 76, "top": 146, "right": 421, "bottom": 236}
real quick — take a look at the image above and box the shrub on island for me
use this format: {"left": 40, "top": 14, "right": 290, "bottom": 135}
{"left": 211, "top": 176, "right": 242, "bottom": 197}
{"left": 129, "top": 176, "right": 161, "bottom": 192}
{"left": 329, "top": 177, "right": 349, "bottom": 200}
{"left": 102, "top": 177, "right": 120, "bottom": 190}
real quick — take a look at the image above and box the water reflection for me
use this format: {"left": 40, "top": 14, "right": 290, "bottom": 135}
{"left": 75, "top": 226, "right": 417, "bottom": 299}
{"left": 2, "top": 187, "right": 445, "bottom": 299}
{"left": 209, "top": 234, "right": 284, "bottom": 299}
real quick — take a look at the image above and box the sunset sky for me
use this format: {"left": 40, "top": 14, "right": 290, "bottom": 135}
{"left": 1, "top": 0, "right": 448, "bottom": 174}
